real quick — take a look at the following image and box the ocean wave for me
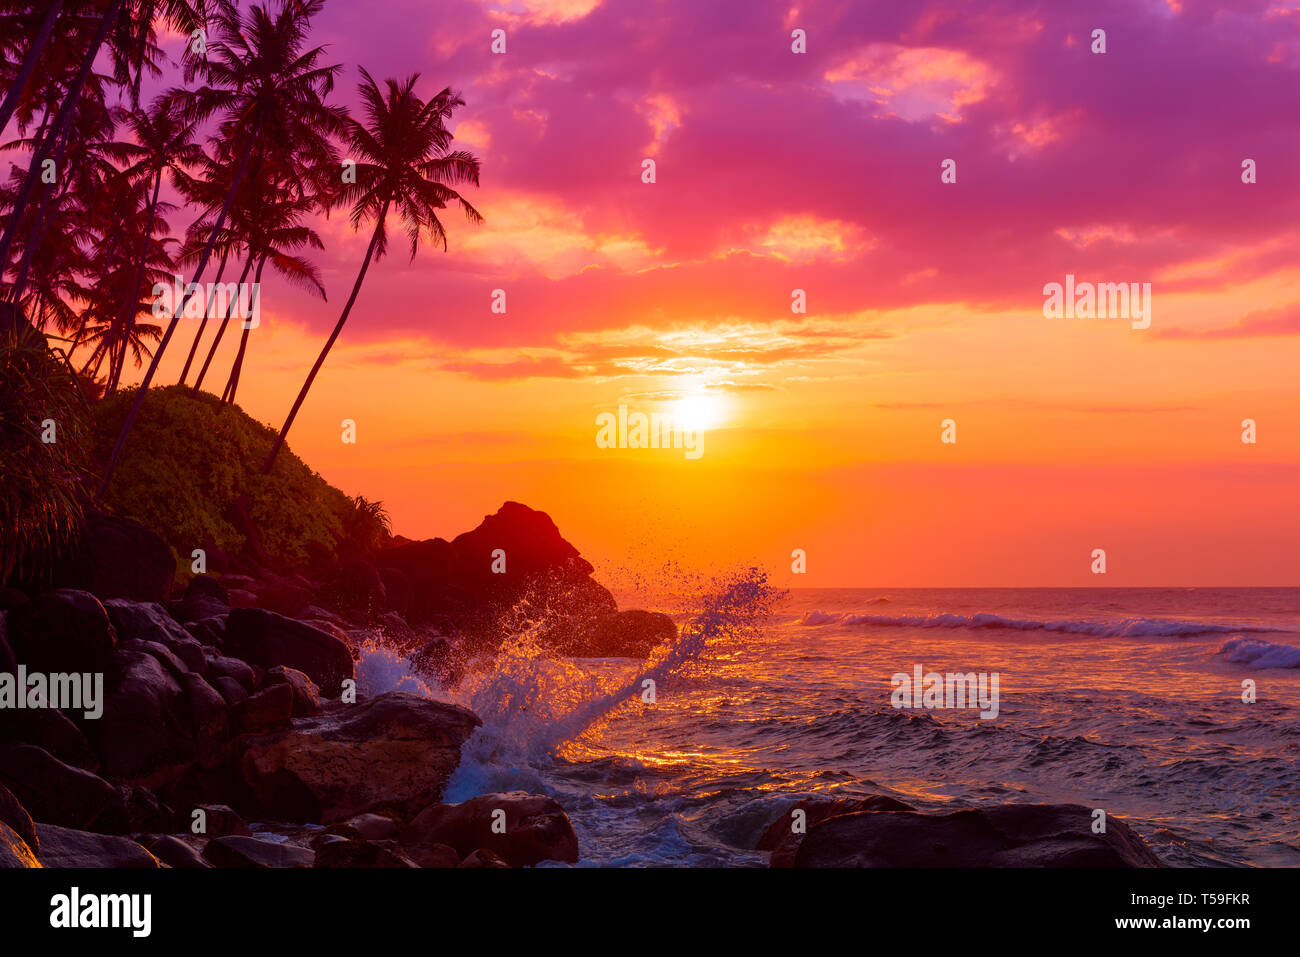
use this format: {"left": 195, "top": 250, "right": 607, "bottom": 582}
{"left": 1217, "top": 637, "right": 1300, "bottom": 669}
{"left": 795, "top": 610, "right": 1286, "bottom": 638}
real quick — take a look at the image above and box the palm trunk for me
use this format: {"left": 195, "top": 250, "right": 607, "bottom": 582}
{"left": 222, "top": 255, "right": 265, "bottom": 405}
{"left": 0, "top": 0, "right": 121, "bottom": 270}
{"left": 96, "top": 127, "right": 259, "bottom": 502}
{"left": 0, "top": 0, "right": 64, "bottom": 134}
{"left": 0, "top": 1, "right": 63, "bottom": 139}
{"left": 191, "top": 252, "right": 255, "bottom": 394}
{"left": 178, "top": 249, "right": 229, "bottom": 384}
{"left": 262, "top": 207, "right": 388, "bottom": 473}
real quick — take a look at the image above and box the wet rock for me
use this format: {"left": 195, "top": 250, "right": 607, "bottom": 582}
{"left": 758, "top": 795, "right": 915, "bottom": 867}
{"left": 0, "top": 703, "right": 98, "bottom": 770}
{"left": 551, "top": 608, "right": 677, "bottom": 657}
{"left": 202, "top": 835, "right": 313, "bottom": 869}
{"left": 205, "top": 653, "right": 255, "bottom": 692}
{"left": 211, "top": 676, "right": 248, "bottom": 706}
{"left": 235, "top": 692, "right": 480, "bottom": 824}
{"left": 0, "top": 821, "right": 40, "bottom": 868}
{"left": 403, "top": 791, "right": 579, "bottom": 867}
{"left": 345, "top": 812, "right": 398, "bottom": 841}
{"left": 403, "top": 842, "right": 459, "bottom": 868}
{"left": 231, "top": 683, "right": 293, "bottom": 735}
{"left": 0, "top": 782, "right": 38, "bottom": 853}
{"left": 104, "top": 599, "right": 193, "bottom": 650}
{"left": 35, "top": 823, "right": 162, "bottom": 867}
{"left": 191, "top": 804, "right": 251, "bottom": 837}
{"left": 786, "top": 803, "right": 1164, "bottom": 868}
{"left": 264, "top": 666, "right": 320, "bottom": 717}
{"left": 223, "top": 609, "right": 353, "bottom": 697}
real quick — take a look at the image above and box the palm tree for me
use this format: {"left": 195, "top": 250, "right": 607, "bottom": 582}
{"left": 221, "top": 188, "right": 326, "bottom": 404}
{"left": 262, "top": 70, "right": 482, "bottom": 472}
{"left": 98, "top": 0, "right": 346, "bottom": 500}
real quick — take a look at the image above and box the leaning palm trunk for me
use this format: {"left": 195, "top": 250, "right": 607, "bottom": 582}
{"left": 0, "top": 0, "right": 122, "bottom": 269}
{"left": 262, "top": 205, "right": 388, "bottom": 473}
{"left": 191, "top": 252, "right": 255, "bottom": 394}
{"left": 96, "top": 129, "right": 259, "bottom": 502}
{"left": 0, "top": 0, "right": 65, "bottom": 135}
{"left": 178, "top": 250, "right": 230, "bottom": 385}
{"left": 221, "top": 254, "right": 266, "bottom": 405}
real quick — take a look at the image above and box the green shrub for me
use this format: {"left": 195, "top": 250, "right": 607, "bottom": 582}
{"left": 91, "top": 385, "right": 354, "bottom": 572}
{"left": 0, "top": 308, "right": 93, "bottom": 584}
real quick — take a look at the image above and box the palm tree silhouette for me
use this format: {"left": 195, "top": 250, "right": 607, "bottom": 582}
{"left": 262, "top": 69, "right": 481, "bottom": 473}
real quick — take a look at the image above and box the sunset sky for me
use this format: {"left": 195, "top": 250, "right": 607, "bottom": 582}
{"left": 119, "top": 0, "right": 1300, "bottom": 587}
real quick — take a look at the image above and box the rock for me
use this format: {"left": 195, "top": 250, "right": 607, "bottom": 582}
{"left": 235, "top": 692, "right": 481, "bottom": 824}
{"left": 0, "top": 782, "right": 38, "bottom": 853}
{"left": 251, "top": 581, "right": 315, "bottom": 619}
{"left": 174, "top": 575, "right": 229, "bottom": 623}
{"left": 181, "top": 673, "right": 229, "bottom": 768}
{"left": 0, "top": 614, "right": 16, "bottom": 674}
{"left": 103, "top": 599, "right": 194, "bottom": 651}
{"left": 45, "top": 513, "right": 175, "bottom": 603}
{"left": 95, "top": 785, "right": 174, "bottom": 834}
{"left": 0, "top": 703, "right": 98, "bottom": 770}
{"left": 4, "top": 589, "right": 117, "bottom": 674}
{"left": 224, "top": 609, "right": 354, "bottom": 697}
{"left": 211, "top": 676, "right": 248, "bottom": 706}
{"left": 459, "top": 848, "right": 510, "bottom": 868}
{"left": 192, "top": 804, "right": 251, "bottom": 837}
{"left": 345, "top": 812, "right": 398, "bottom": 841}
{"left": 403, "top": 841, "right": 459, "bottom": 868}
{"left": 89, "top": 650, "right": 195, "bottom": 786}
{"left": 231, "top": 683, "right": 293, "bottom": 734}
{"left": 0, "top": 821, "right": 40, "bottom": 867}
{"left": 205, "top": 653, "right": 255, "bottom": 691}
{"left": 138, "top": 834, "right": 210, "bottom": 868}
{"left": 402, "top": 791, "right": 579, "bottom": 867}
{"left": 185, "top": 615, "right": 226, "bottom": 647}
{"left": 120, "top": 638, "right": 191, "bottom": 678}
{"left": 758, "top": 795, "right": 914, "bottom": 867}
{"left": 0, "top": 744, "right": 118, "bottom": 830}
{"left": 313, "top": 838, "right": 414, "bottom": 868}
{"left": 264, "top": 666, "right": 320, "bottom": 717}
{"left": 786, "top": 803, "right": 1164, "bottom": 868}
{"left": 374, "top": 503, "right": 617, "bottom": 642}
{"left": 377, "top": 567, "right": 411, "bottom": 617}
{"left": 35, "top": 823, "right": 162, "bottom": 867}
{"left": 202, "top": 835, "right": 314, "bottom": 868}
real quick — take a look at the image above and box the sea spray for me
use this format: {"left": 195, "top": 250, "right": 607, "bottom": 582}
{"left": 444, "top": 566, "right": 782, "bottom": 799}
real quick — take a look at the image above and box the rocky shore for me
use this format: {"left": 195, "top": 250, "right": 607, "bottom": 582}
{"left": 0, "top": 501, "right": 1166, "bottom": 868}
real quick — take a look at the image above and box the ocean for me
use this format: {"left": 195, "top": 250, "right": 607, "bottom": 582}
{"left": 356, "top": 583, "right": 1300, "bottom": 867}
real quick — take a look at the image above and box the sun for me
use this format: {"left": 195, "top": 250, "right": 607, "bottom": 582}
{"left": 670, "top": 392, "right": 727, "bottom": 432}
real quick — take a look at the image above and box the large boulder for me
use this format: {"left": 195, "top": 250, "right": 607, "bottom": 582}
{"left": 375, "top": 503, "right": 617, "bottom": 641}
{"left": 88, "top": 650, "right": 196, "bottom": 786}
{"left": 45, "top": 513, "right": 175, "bottom": 603}
{"left": 35, "top": 823, "right": 162, "bottom": 867}
{"left": 758, "top": 794, "right": 914, "bottom": 867}
{"left": 4, "top": 589, "right": 117, "bottom": 674}
{"left": 785, "top": 803, "right": 1164, "bottom": 868}
{"left": 0, "top": 702, "right": 98, "bottom": 770}
{"left": 223, "top": 609, "right": 354, "bottom": 697}
{"left": 0, "top": 744, "right": 118, "bottom": 830}
{"left": 401, "top": 791, "right": 579, "bottom": 867}
{"left": 235, "top": 692, "right": 480, "bottom": 824}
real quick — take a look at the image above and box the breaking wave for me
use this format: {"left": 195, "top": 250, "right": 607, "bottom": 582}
{"left": 795, "top": 610, "right": 1286, "bottom": 638}
{"left": 1217, "top": 637, "right": 1300, "bottom": 669}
